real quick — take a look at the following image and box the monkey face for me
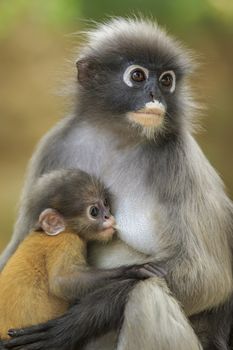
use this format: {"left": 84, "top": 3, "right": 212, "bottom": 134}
{"left": 85, "top": 200, "right": 116, "bottom": 241}
{"left": 50, "top": 170, "right": 116, "bottom": 242}
{"left": 34, "top": 169, "right": 116, "bottom": 242}
{"left": 122, "top": 65, "right": 175, "bottom": 137}
{"left": 76, "top": 18, "right": 194, "bottom": 140}
{"left": 68, "top": 198, "right": 116, "bottom": 242}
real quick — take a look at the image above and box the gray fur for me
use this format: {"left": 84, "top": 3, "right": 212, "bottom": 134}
{"left": 1, "top": 17, "right": 233, "bottom": 350}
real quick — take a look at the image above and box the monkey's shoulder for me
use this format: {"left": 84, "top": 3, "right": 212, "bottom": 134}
{"left": 25, "top": 231, "right": 86, "bottom": 258}
{"left": 1, "top": 231, "right": 86, "bottom": 279}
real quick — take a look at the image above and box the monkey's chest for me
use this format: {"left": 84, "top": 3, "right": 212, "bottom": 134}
{"left": 113, "top": 189, "right": 161, "bottom": 255}
{"left": 102, "top": 149, "right": 164, "bottom": 256}
{"left": 67, "top": 125, "right": 163, "bottom": 255}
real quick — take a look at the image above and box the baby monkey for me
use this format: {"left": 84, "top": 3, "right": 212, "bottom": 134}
{"left": 0, "top": 169, "right": 163, "bottom": 340}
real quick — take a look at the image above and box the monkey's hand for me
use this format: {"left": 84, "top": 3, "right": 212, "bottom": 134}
{"left": 2, "top": 279, "right": 138, "bottom": 350}
{"left": 0, "top": 340, "right": 6, "bottom": 350}
{"left": 121, "top": 262, "right": 166, "bottom": 280}
{"left": 3, "top": 316, "right": 73, "bottom": 350}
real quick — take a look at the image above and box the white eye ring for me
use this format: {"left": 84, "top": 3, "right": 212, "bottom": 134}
{"left": 87, "top": 205, "right": 100, "bottom": 221}
{"left": 159, "top": 70, "right": 176, "bottom": 93}
{"left": 123, "top": 65, "right": 149, "bottom": 87}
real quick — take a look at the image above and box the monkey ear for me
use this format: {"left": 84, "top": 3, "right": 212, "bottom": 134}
{"left": 38, "top": 208, "right": 66, "bottom": 236}
{"left": 76, "top": 58, "right": 98, "bottom": 86}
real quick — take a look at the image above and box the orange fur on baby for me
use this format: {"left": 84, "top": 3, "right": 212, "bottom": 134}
{"left": 0, "top": 231, "right": 86, "bottom": 339}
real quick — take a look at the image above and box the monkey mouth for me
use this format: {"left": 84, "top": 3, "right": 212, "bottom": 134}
{"left": 98, "top": 227, "right": 116, "bottom": 240}
{"left": 127, "top": 101, "right": 165, "bottom": 128}
{"left": 104, "top": 227, "right": 115, "bottom": 234}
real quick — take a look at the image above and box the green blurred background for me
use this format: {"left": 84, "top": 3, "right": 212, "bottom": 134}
{"left": 0, "top": 0, "right": 233, "bottom": 252}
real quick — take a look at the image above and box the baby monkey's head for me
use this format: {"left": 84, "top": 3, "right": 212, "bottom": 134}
{"left": 32, "top": 169, "right": 116, "bottom": 242}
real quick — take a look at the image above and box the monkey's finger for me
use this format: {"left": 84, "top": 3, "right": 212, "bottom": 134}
{"left": 5, "top": 344, "right": 57, "bottom": 350}
{"left": 12, "top": 343, "right": 57, "bottom": 350}
{"left": 4, "top": 347, "right": 35, "bottom": 350}
{"left": 0, "top": 340, "right": 6, "bottom": 350}
{"left": 3, "top": 332, "right": 48, "bottom": 348}
{"left": 143, "top": 263, "right": 167, "bottom": 277}
{"left": 8, "top": 324, "right": 50, "bottom": 338}
{"left": 137, "top": 267, "right": 160, "bottom": 278}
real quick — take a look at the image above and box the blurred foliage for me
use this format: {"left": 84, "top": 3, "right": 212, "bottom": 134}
{"left": 0, "top": 0, "right": 80, "bottom": 36}
{"left": 0, "top": 0, "right": 233, "bottom": 250}
{"left": 0, "top": 0, "right": 233, "bottom": 37}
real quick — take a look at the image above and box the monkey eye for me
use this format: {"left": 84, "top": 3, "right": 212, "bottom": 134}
{"left": 159, "top": 71, "right": 176, "bottom": 92}
{"left": 88, "top": 205, "right": 100, "bottom": 219}
{"left": 131, "top": 69, "right": 146, "bottom": 82}
{"left": 123, "top": 65, "right": 149, "bottom": 87}
{"left": 103, "top": 198, "right": 108, "bottom": 207}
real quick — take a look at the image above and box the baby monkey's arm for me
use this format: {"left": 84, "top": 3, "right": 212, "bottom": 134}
{"left": 1, "top": 279, "right": 142, "bottom": 350}
{"left": 41, "top": 209, "right": 165, "bottom": 302}
{"left": 47, "top": 236, "right": 165, "bottom": 302}
{"left": 0, "top": 239, "right": 166, "bottom": 350}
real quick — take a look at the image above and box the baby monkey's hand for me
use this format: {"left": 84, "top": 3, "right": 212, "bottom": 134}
{"left": 121, "top": 262, "right": 166, "bottom": 280}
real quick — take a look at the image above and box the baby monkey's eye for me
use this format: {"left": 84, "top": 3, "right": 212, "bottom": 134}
{"left": 103, "top": 198, "right": 108, "bottom": 207}
{"left": 159, "top": 71, "right": 176, "bottom": 92}
{"left": 89, "top": 206, "right": 100, "bottom": 218}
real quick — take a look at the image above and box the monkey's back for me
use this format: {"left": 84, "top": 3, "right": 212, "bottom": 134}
{"left": 0, "top": 231, "right": 85, "bottom": 339}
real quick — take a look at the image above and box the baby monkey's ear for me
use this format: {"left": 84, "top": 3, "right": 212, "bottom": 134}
{"left": 38, "top": 208, "right": 66, "bottom": 236}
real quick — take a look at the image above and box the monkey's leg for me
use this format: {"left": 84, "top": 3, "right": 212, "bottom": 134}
{"left": 117, "top": 277, "right": 202, "bottom": 350}
{"left": 191, "top": 299, "right": 233, "bottom": 350}
{"left": 2, "top": 279, "right": 138, "bottom": 350}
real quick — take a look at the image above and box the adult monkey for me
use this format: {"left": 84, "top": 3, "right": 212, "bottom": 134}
{"left": 1, "top": 18, "right": 233, "bottom": 350}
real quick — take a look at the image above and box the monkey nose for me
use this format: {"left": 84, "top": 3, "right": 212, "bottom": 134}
{"left": 103, "top": 215, "right": 116, "bottom": 229}
{"left": 150, "top": 91, "right": 155, "bottom": 100}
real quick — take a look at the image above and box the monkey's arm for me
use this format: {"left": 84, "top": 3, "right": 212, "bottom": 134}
{"left": 2, "top": 279, "right": 140, "bottom": 350}
{"left": 2, "top": 277, "right": 202, "bottom": 350}
{"left": 47, "top": 233, "right": 166, "bottom": 302}
{"left": 50, "top": 263, "right": 165, "bottom": 301}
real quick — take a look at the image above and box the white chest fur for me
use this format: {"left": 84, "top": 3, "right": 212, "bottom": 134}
{"left": 67, "top": 124, "right": 163, "bottom": 255}
{"left": 103, "top": 148, "right": 161, "bottom": 255}
{"left": 113, "top": 188, "right": 159, "bottom": 255}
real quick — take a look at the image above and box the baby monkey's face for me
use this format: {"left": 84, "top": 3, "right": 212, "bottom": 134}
{"left": 36, "top": 173, "right": 116, "bottom": 242}
{"left": 37, "top": 198, "right": 116, "bottom": 242}
{"left": 64, "top": 179, "right": 117, "bottom": 241}
{"left": 83, "top": 198, "right": 116, "bottom": 241}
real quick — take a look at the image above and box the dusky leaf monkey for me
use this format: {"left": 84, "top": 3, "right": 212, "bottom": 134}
{"left": 0, "top": 169, "right": 162, "bottom": 341}
{"left": 1, "top": 17, "right": 233, "bottom": 350}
